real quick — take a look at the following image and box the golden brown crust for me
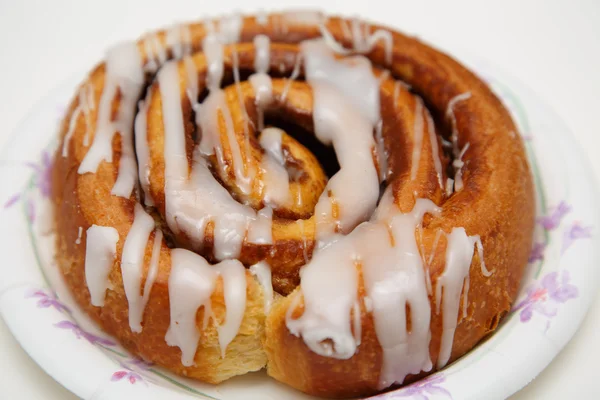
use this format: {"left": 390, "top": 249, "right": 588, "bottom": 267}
{"left": 52, "top": 13, "right": 534, "bottom": 398}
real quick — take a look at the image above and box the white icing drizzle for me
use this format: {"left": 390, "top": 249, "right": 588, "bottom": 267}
{"left": 213, "top": 259, "right": 247, "bottom": 356}
{"left": 435, "top": 227, "right": 488, "bottom": 368}
{"left": 166, "top": 24, "right": 192, "bottom": 59}
{"left": 253, "top": 34, "right": 270, "bottom": 74}
{"left": 259, "top": 127, "right": 290, "bottom": 206}
{"left": 250, "top": 261, "right": 273, "bottom": 312}
{"left": 425, "top": 111, "right": 444, "bottom": 189}
{"left": 301, "top": 39, "right": 380, "bottom": 245}
{"left": 144, "top": 229, "right": 163, "bottom": 306}
{"left": 287, "top": 191, "right": 440, "bottom": 372}
{"left": 339, "top": 19, "right": 352, "bottom": 41}
{"left": 204, "top": 13, "right": 243, "bottom": 44}
{"left": 350, "top": 19, "right": 394, "bottom": 65}
{"left": 260, "top": 127, "right": 285, "bottom": 165}
{"left": 446, "top": 92, "right": 471, "bottom": 158}
{"left": 319, "top": 19, "right": 394, "bottom": 65}
{"left": 134, "top": 99, "right": 154, "bottom": 206}
{"left": 232, "top": 46, "right": 256, "bottom": 193}
{"left": 217, "top": 13, "right": 243, "bottom": 44}
{"left": 158, "top": 55, "right": 259, "bottom": 260}
{"left": 198, "top": 35, "right": 253, "bottom": 195}
{"left": 364, "top": 197, "right": 441, "bottom": 388}
{"left": 166, "top": 248, "right": 218, "bottom": 366}
{"left": 184, "top": 57, "right": 199, "bottom": 105}
{"left": 201, "top": 34, "right": 224, "bottom": 90}
{"left": 143, "top": 33, "right": 167, "bottom": 73}
{"left": 445, "top": 178, "right": 455, "bottom": 197}
{"left": 82, "top": 84, "right": 95, "bottom": 146}
{"left": 453, "top": 142, "right": 470, "bottom": 192}
{"left": 374, "top": 119, "right": 387, "bottom": 182}
{"left": 78, "top": 43, "right": 144, "bottom": 200}
{"left": 84, "top": 225, "right": 119, "bottom": 307}
{"left": 250, "top": 73, "right": 273, "bottom": 132}
{"left": 63, "top": 83, "right": 95, "bottom": 157}
{"left": 251, "top": 35, "right": 272, "bottom": 132}
{"left": 410, "top": 98, "right": 424, "bottom": 180}
{"left": 75, "top": 226, "right": 83, "bottom": 245}
{"left": 425, "top": 228, "right": 444, "bottom": 296}
{"left": 121, "top": 204, "right": 156, "bottom": 333}
{"left": 296, "top": 219, "right": 310, "bottom": 263}
{"left": 166, "top": 248, "right": 247, "bottom": 364}
{"left": 198, "top": 87, "right": 252, "bottom": 196}
{"left": 247, "top": 207, "right": 273, "bottom": 244}
{"left": 280, "top": 54, "right": 302, "bottom": 102}
{"left": 286, "top": 228, "right": 361, "bottom": 359}
{"left": 260, "top": 154, "right": 291, "bottom": 207}
{"left": 445, "top": 92, "right": 472, "bottom": 195}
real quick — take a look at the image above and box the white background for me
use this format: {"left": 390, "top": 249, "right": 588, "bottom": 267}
{"left": 0, "top": 0, "right": 598, "bottom": 398}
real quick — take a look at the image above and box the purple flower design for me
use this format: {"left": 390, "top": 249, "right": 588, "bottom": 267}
{"left": 54, "top": 320, "right": 116, "bottom": 346}
{"left": 537, "top": 201, "right": 571, "bottom": 230}
{"left": 26, "top": 289, "right": 70, "bottom": 313}
{"left": 3, "top": 193, "right": 21, "bottom": 208}
{"left": 28, "top": 150, "right": 53, "bottom": 198}
{"left": 111, "top": 357, "right": 151, "bottom": 385}
{"left": 528, "top": 242, "right": 547, "bottom": 263}
{"left": 369, "top": 374, "right": 451, "bottom": 400}
{"left": 561, "top": 223, "right": 592, "bottom": 254}
{"left": 3, "top": 150, "right": 53, "bottom": 213}
{"left": 111, "top": 370, "right": 144, "bottom": 385}
{"left": 513, "top": 270, "right": 578, "bottom": 323}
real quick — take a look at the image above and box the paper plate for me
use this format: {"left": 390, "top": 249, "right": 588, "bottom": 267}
{"left": 1, "top": 54, "right": 598, "bottom": 400}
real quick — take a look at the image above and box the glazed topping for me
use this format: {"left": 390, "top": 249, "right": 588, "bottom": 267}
{"left": 247, "top": 207, "right": 274, "bottom": 244}
{"left": 301, "top": 39, "right": 380, "bottom": 245}
{"left": 62, "top": 83, "right": 94, "bottom": 157}
{"left": 253, "top": 34, "right": 271, "bottom": 74}
{"left": 445, "top": 92, "right": 472, "bottom": 194}
{"left": 212, "top": 259, "right": 247, "bottom": 356}
{"left": 134, "top": 99, "right": 153, "bottom": 206}
{"left": 411, "top": 97, "right": 443, "bottom": 188}
{"left": 453, "top": 143, "right": 470, "bottom": 192}
{"left": 320, "top": 18, "right": 394, "bottom": 64}
{"left": 121, "top": 204, "right": 156, "bottom": 333}
{"left": 84, "top": 225, "right": 119, "bottom": 307}
{"left": 166, "top": 248, "right": 218, "bottom": 366}
{"left": 166, "top": 248, "right": 247, "bottom": 365}
{"left": 364, "top": 196, "right": 441, "bottom": 388}
{"left": 160, "top": 54, "right": 257, "bottom": 259}
{"left": 75, "top": 226, "right": 83, "bottom": 245}
{"left": 78, "top": 42, "right": 144, "bottom": 201}
{"left": 250, "top": 72, "right": 273, "bottom": 132}
{"left": 250, "top": 261, "right": 273, "bottom": 312}
{"left": 374, "top": 119, "right": 387, "bottom": 182}
{"left": 286, "top": 226, "right": 361, "bottom": 359}
{"left": 436, "top": 227, "right": 484, "bottom": 368}
{"left": 258, "top": 127, "right": 291, "bottom": 207}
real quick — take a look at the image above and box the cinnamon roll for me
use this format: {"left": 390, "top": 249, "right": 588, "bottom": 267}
{"left": 52, "top": 11, "right": 534, "bottom": 398}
